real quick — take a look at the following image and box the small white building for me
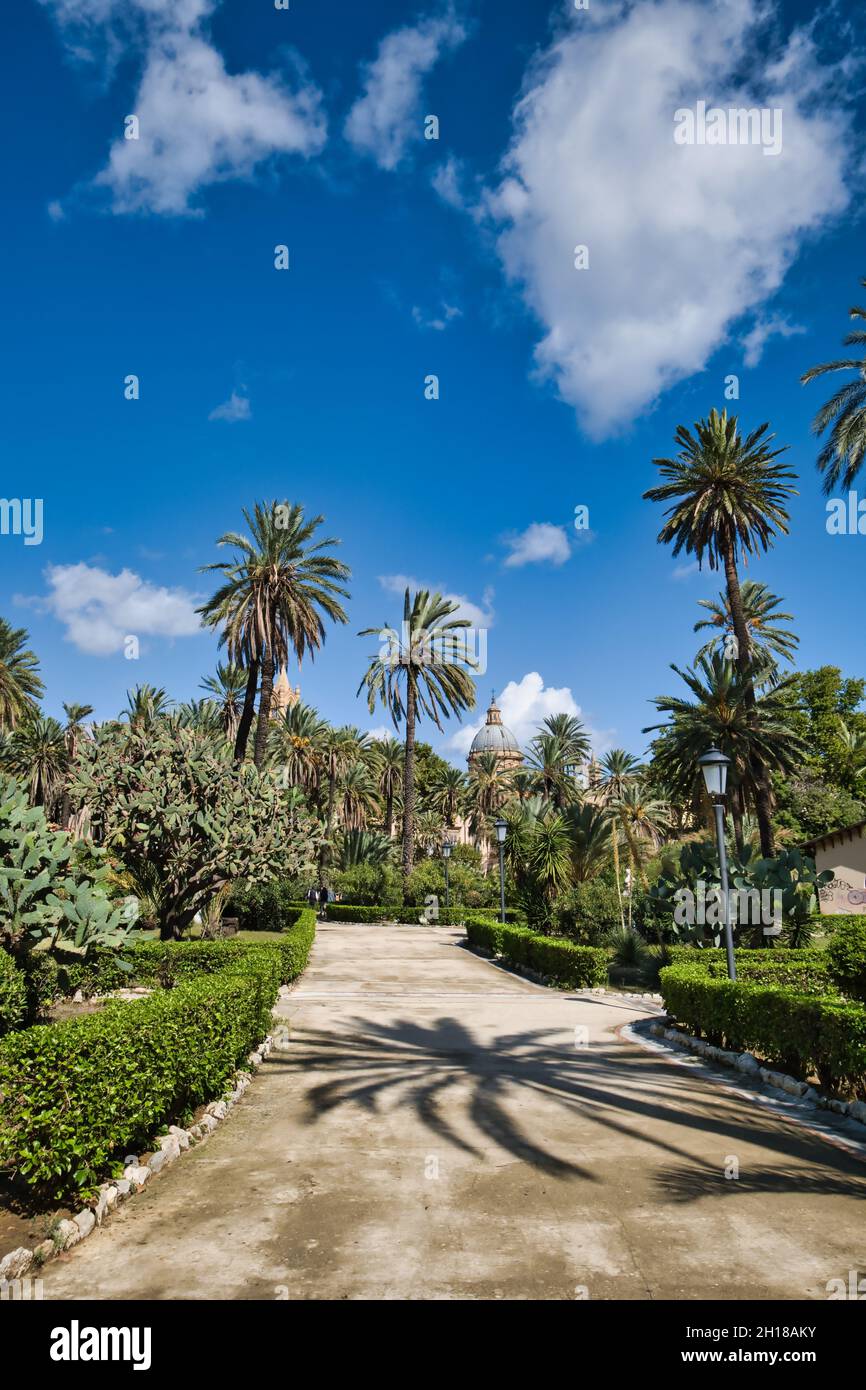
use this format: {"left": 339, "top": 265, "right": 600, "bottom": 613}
{"left": 803, "top": 820, "right": 866, "bottom": 914}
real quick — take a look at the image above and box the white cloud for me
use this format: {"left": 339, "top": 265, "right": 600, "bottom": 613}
{"left": 31, "top": 563, "right": 203, "bottom": 655}
{"left": 47, "top": 200, "right": 66, "bottom": 222}
{"left": 741, "top": 313, "right": 806, "bottom": 367}
{"left": 502, "top": 522, "right": 571, "bottom": 568}
{"left": 484, "top": 0, "right": 852, "bottom": 436}
{"left": 671, "top": 560, "right": 701, "bottom": 581}
{"left": 447, "top": 671, "right": 609, "bottom": 757}
{"left": 208, "top": 390, "right": 251, "bottom": 422}
{"left": 412, "top": 301, "right": 462, "bottom": 331}
{"left": 345, "top": 11, "right": 466, "bottom": 170}
{"left": 378, "top": 573, "right": 494, "bottom": 630}
{"left": 40, "top": 0, "right": 326, "bottom": 215}
{"left": 366, "top": 725, "right": 394, "bottom": 742}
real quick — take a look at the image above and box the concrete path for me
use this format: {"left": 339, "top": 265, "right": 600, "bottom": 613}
{"left": 41, "top": 925, "right": 866, "bottom": 1301}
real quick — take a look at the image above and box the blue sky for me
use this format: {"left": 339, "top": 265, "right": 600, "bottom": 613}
{"left": 2, "top": 0, "right": 865, "bottom": 763}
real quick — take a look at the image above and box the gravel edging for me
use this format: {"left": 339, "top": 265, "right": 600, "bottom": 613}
{"left": 0, "top": 1020, "right": 287, "bottom": 1285}
{"left": 627, "top": 1015, "right": 866, "bottom": 1149}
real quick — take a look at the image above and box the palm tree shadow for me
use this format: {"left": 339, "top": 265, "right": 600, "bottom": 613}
{"left": 269, "top": 1013, "right": 866, "bottom": 1189}
{"left": 655, "top": 1161, "right": 866, "bottom": 1205}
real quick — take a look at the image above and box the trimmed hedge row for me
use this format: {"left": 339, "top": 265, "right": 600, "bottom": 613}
{"left": 324, "top": 903, "right": 523, "bottom": 926}
{"left": 324, "top": 903, "right": 389, "bottom": 922}
{"left": 659, "top": 964, "right": 866, "bottom": 1096}
{"left": 465, "top": 915, "right": 607, "bottom": 989}
{"left": 0, "top": 913, "right": 317, "bottom": 1196}
{"left": 667, "top": 947, "right": 823, "bottom": 966}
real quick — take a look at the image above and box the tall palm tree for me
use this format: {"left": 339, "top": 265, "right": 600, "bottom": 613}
{"left": 369, "top": 735, "right": 403, "bottom": 837}
{"left": 323, "top": 726, "right": 368, "bottom": 837}
{"left": 540, "top": 713, "right": 591, "bottom": 770}
{"left": 597, "top": 750, "right": 641, "bottom": 928}
{"left": 199, "top": 661, "right": 247, "bottom": 742}
{"left": 615, "top": 784, "right": 671, "bottom": 889}
{"left": 694, "top": 581, "right": 798, "bottom": 670}
{"left": 645, "top": 652, "right": 806, "bottom": 856}
{"left": 59, "top": 702, "right": 93, "bottom": 828}
{"left": 199, "top": 502, "right": 350, "bottom": 767}
{"left": 526, "top": 731, "right": 580, "bottom": 809}
{"left": 465, "top": 750, "right": 510, "bottom": 841}
{"left": 358, "top": 589, "right": 476, "bottom": 880}
{"left": 644, "top": 408, "right": 797, "bottom": 855}
{"left": 801, "top": 276, "right": 866, "bottom": 493}
{"left": 122, "top": 684, "right": 171, "bottom": 728}
{"left": 339, "top": 760, "right": 380, "bottom": 832}
{"left": 0, "top": 619, "right": 43, "bottom": 730}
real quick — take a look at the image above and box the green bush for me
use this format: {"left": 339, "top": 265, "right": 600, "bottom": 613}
{"left": 324, "top": 903, "right": 389, "bottom": 923}
{"left": 0, "top": 952, "right": 27, "bottom": 1035}
{"left": 465, "top": 915, "right": 607, "bottom": 988}
{"left": 0, "top": 947, "right": 282, "bottom": 1197}
{"left": 827, "top": 917, "right": 866, "bottom": 1000}
{"left": 129, "top": 910, "right": 316, "bottom": 987}
{"left": 660, "top": 965, "right": 866, "bottom": 1095}
{"left": 227, "top": 880, "right": 308, "bottom": 932}
{"left": 402, "top": 858, "right": 496, "bottom": 911}
{"left": 330, "top": 863, "right": 402, "bottom": 907}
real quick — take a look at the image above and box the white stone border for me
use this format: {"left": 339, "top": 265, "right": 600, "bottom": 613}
{"left": 0, "top": 1026, "right": 284, "bottom": 1285}
{"left": 625, "top": 1016, "right": 866, "bottom": 1157}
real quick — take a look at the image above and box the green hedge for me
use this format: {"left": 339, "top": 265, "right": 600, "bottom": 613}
{"left": 0, "top": 951, "right": 27, "bottom": 1036}
{"left": 659, "top": 964, "right": 866, "bottom": 1095}
{"left": 465, "top": 916, "right": 607, "bottom": 989}
{"left": 227, "top": 880, "right": 309, "bottom": 932}
{"left": 826, "top": 917, "right": 866, "bottom": 1000}
{"left": 0, "top": 913, "right": 316, "bottom": 1197}
{"left": 324, "top": 903, "right": 389, "bottom": 922}
{"left": 667, "top": 946, "right": 823, "bottom": 966}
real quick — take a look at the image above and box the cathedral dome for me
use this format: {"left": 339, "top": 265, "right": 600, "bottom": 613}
{"left": 469, "top": 696, "right": 521, "bottom": 759}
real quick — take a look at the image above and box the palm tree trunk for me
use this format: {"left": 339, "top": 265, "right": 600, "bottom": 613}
{"left": 385, "top": 789, "right": 394, "bottom": 838}
{"left": 612, "top": 826, "right": 625, "bottom": 930}
{"left": 234, "top": 659, "right": 260, "bottom": 763}
{"left": 402, "top": 680, "right": 417, "bottom": 881}
{"left": 721, "top": 545, "right": 775, "bottom": 857}
{"left": 253, "top": 651, "right": 275, "bottom": 769}
{"left": 731, "top": 793, "right": 745, "bottom": 858}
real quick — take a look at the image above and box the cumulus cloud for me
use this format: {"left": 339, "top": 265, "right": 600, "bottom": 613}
{"left": 40, "top": 0, "right": 326, "bottom": 214}
{"left": 378, "top": 573, "right": 494, "bottom": 630}
{"left": 412, "top": 301, "right": 462, "bottom": 331}
{"left": 345, "top": 11, "right": 466, "bottom": 170}
{"left": 30, "top": 563, "right": 202, "bottom": 655}
{"left": 741, "top": 313, "right": 806, "bottom": 367}
{"left": 484, "top": 0, "right": 853, "bottom": 436}
{"left": 208, "top": 390, "right": 251, "bottom": 422}
{"left": 447, "top": 671, "right": 608, "bottom": 757}
{"left": 502, "top": 522, "right": 571, "bottom": 568}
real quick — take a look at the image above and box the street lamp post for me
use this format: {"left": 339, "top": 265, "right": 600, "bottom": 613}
{"left": 698, "top": 747, "right": 736, "bottom": 981}
{"left": 494, "top": 818, "right": 507, "bottom": 924}
{"left": 442, "top": 837, "right": 453, "bottom": 912}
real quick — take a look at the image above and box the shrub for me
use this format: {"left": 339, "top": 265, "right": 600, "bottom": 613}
{"left": 660, "top": 965, "right": 866, "bottom": 1096}
{"left": 402, "top": 858, "right": 496, "bottom": 911}
{"left": 827, "top": 917, "right": 866, "bottom": 1000}
{"left": 0, "top": 951, "right": 27, "bottom": 1035}
{"left": 324, "top": 903, "right": 389, "bottom": 923}
{"left": 227, "top": 880, "right": 307, "bottom": 933}
{"left": 330, "top": 863, "right": 402, "bottom": 907}
{"left": 0, "top": 947, "right": 282, "bottom": 1197}
{"left": 465, "top": 915, "right": 607, "bottom": 988}
{"left": 128, "top": 910, "right": 316, "bottom": 987}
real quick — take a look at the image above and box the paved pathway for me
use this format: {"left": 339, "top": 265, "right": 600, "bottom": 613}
{"left": 41, "top": 925, "right": 866, "bottom": 1301}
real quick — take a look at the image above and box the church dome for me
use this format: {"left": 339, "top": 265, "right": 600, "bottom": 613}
{"left": 469, "top": 697, "right": 520, "bottom": 757}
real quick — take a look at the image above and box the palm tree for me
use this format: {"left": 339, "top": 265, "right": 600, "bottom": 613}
{"left": 596, "top": 749, "right": 641, "bottom": 927}
{"left": 122, "top": 684, "right": 171, "bottom": 728}
{"left": 836, "top": 718, "right": 866, "bottom": 791}
{"left": 358, "top": 589, "right": 476, "bottom": 880}
{"left": 645, "top": 652, "right": 806, "bottom": 856}
{"left": 540, "top": 713, "right": 591, "bottom": 770}
{"left": 339, "top": 760, "right": 380, "bottom": 832}
{"left": 413, "top": 806, "right": 446, "bottom": 858}
{"left": 59, "top": 702, "right": 93, "bottom": 828}
{"left": 526, "top": 731, "right": 579, "bottom": 809}
{"left": 337, "top": 828, "right": 394, "bottom": 868}
{"left": 4, "top": 716, "right": 67, "bottom": 811}
{"left": 465, "top": 750, "right": 510, "bottom": 841}
{"left": 644, "top": 408, "right": 797, "bottom": 855}
{"left": 694, "top": 581, "right": 798, "bottom": 670}
{"left": 615, "top": 784, "right": 671, "bottom": 889}
{"left": 369, "top": 735, "right": 403, "bottom": 837}
{"left": 269, "top": 701, "right": 326, "bottom": 797}
{"left": 427, "top": 764, "right": 466, "bottom": 827}
{"left": 510, "top": 769, "right": 536, "bottom": 803}
{"left": 199, "top": 502, "right": 350, "bottom": 767}
{"left": 526, "top": 814, "right": 572, "bottom": 908}
{"left": 801, "top": 276, "right": 866, "bottom": 493}
{"left": 173, "top": 699, "right": 225, "bottom": 737}
{"left": 199, "top": 661, "right": 247, "bottom": 742}
{"left": 562, "top": 802, "right": 611, "bottom": 883}
{"left": 323, "top": 726, "right": 368, "bottom": 836}
{"left": 0, "top": 619, "right": 43, "bottom": 730}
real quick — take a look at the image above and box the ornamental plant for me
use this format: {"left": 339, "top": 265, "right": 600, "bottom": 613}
{"left": 0, "top": 774, "right": 134, "bottom": 969}
{"left": 70, "top": 724, "right": 322, "bottom": 938}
